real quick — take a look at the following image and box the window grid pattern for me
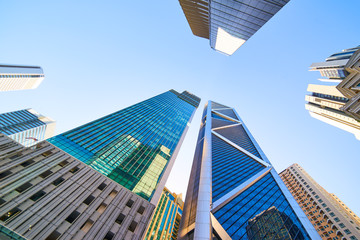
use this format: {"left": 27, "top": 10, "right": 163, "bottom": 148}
{"left": 0, "top": 109, "right": 47, "bottom": 147}
{"left": 209, "top": 0, "right": 290, "bottom": 49}
{"left": 214, "top": 125, "right": 262, "bottom": 159}
{"left": 212, "top": 134, "right": 264, "bottom": 202}
{"left": 213, "top": 173, "right": 311, "bottom": 240}
{"left": 48, "top": 91, "right": 198, "bottom": 201}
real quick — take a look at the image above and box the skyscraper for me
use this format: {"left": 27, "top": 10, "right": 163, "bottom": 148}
{"left": 144, "top": 187, "right": 184, "bottom": 240}
{"left": 0, "top": 109, "right": 56, "bottom": 147}
{"left": 306, "top": 46, "right": 360, "bottom": 140}
{"left": 178, "top": 101, "right": 320, "bottom": 240}
{"left": 0, "top": 89, "right": 200, "bottom": 239}
{"left": 280, "top": 163, "right": 360, "bottom": 240}
{"left": 48, "top": 89, "right": 200, "bottom": 205}
{"left": 0, "top": 64, "right": 45, "bottom": 91}
{"left": 178, "top": 0, "right": 290, "bottom": 55}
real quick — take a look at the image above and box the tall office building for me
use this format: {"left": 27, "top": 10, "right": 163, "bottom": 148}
{"left": 0, "top": 64, "right": 45, "bottom": 91}
{"left": 0, "top": 89, "right": 200, "bottom": 239}
{"left": 48, "top": 90, "right": 200, "bottom": 205}
{"left": 178, "top": 101, "right": 320, "bottom": 240}
{"left": 280, "top": 164, "right": 360, "bottom": 240}
{"left": 144, "top": 187, "right": 184, "bottom": 240}
{"left": 178, "top": 0, "right": 290, "bottom": 55}
{"left": 0, "top": 109, "right": 56, "bottom": 147}
{"left": 306, "top": 46, "right": 360, "bottom": 140}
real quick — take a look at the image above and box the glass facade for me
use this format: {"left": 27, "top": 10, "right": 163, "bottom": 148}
{"left": 179, "top": 0, "right": 290, "bottom": 55}
{"left": 179, "top": 101, "right": 318, "bottom": 240}
{"left": 48, "top": 90, "right": 200, "bottom": 201}
{"left": 145, "top": 188, "right": 183, "bottom": 240}
{"left": 0, "top": 109, "right": 53, "bottom": 147}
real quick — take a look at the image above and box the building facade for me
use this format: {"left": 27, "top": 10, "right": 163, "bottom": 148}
{"left": 0, "top": 65, "right": 45, "bottom": 91}
{"left": 0, "top": 134, "right": 154, "bottom": 239}
{"left": 144, "top": 187, "right": 183, "bottom": 240}
{"left": 178, "top": 0, "right": 290, "bottom": 55}
{"left": 48, "top": 90, "right": 200, "bottom": 205}
{"left": 306, "top": 46, "right": 360, "bottom": 140}
{"left": 178, "top": 101, "right": 319, "bottom": 240}
{"left": 0, "top": 89, "right": 200, "bottom": 239}
{"left": 0, "top": 109, "right": 56, "bottom": 147}
{"left": 280, "top": 163, "right": 360, "bottom": 240}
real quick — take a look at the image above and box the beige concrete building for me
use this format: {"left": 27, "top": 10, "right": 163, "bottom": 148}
{"left": 306, "top": 46, "right": 360, "bottom": 140}
{"left": 0, "top": 65, "right": 44, "bottom": 91}
{"left": 0, "top": 134, "right": 154, "bottom": 239}
{"left": 280, "top": 163, "right": 360, "bottom": 240}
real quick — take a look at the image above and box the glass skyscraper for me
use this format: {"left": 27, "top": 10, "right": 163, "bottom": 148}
{"left": 0, "top": 109, "right": 56, "bottom": 147}
{"left": 178, "top": 101, "right": 320, "bottom": 240}
{"left": 49, "top": 90, "right": 200, "bottom": 204}
{"left": 179, "top": 0, "right": 290, "bottom": 55}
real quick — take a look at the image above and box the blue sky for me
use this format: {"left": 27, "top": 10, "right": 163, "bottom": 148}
{"left": 1, "top": 0, "right": 359, "bottom": 215}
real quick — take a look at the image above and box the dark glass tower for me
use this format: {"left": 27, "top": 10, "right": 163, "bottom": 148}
{"left": 178, "top": 101, "right": 320, "bottom": 240}
{"left": 49, "top": 90, "right": 200, "bottom": 204}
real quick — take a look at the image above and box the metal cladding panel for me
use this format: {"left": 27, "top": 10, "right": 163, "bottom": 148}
{"left": 213, "top": 173, "right": 310, "bottom": 240}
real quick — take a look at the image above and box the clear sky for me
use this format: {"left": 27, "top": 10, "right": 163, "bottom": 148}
{"left": 1, "top": 0, "right": 359, "bottom": 215}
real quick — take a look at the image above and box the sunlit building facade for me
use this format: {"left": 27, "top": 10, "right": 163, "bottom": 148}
{"left": 0, "top": 64, "right": 44, "bottom": 91}
{"left": 0, "top": 90, "right": 200, "bottom": 239}
{"left": 178, "top": 101, "right": 320, "bottom": 240}
{"left": 145, "top": 187, "right": 184, "bottom": 240}
{"left": 48, "top": 90, "right": 200, "bottom": 204}
{"left": 280, "top": 164, "right": 360, "bottom": 240}
{"left": 0, "top": 109, "right": 56, "bottom": 147}
{"left": 306, "top": 46, "right": 360, "bottom": 140}
{"left": 178, "top": 0, "right": 290, "bottom": 55}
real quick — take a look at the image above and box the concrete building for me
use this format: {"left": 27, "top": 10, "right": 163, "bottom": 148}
{"left": 0, "top": 109, "right": 56, "bottom": 147}
{"left": 144, "top": 187, "right": 183, "bottom": 240}
{"left": 0, "top": 89, "right": 200, "bottom": 239}
{"left": 178, "top": 0, "right": 290, "bottom": 55}
{"left": 0, "top": 65, "right": 44, "bottom": 91}
{"left": 306, "top": 46, "right": 360, "bottom": 140}
{"left": 280, "top": 163, "right": 360, "bottom": 240}
{"left": 178, "top": 101, "right": 319, "bottom": 240}
{"left": 0, "top": 134, "right": 154, "bottom": 239}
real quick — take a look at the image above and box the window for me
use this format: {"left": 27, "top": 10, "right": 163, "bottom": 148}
{"left": 30, "top": 190, "right": 46, "bottom": 201}
{"left": 69, "top": 167, "right": 79, "bottom": 173}
{"left": 58, "top": 160, "right": 69, "bottom": 167}
{"left": 96, "top": 203, "right": 107, "bottom": 214}
{"left": 45, "top": 230, "right": 61, "bottom": 240}
{"left": 128, "top": 221, "right": 137, "bottom": 232}
{"left": 80, "top": 219, "right": 94, "bottom": 232}
{"left": 334, "top": 217, "right": 340, "bottom": 222}
{"left": 137, "top": 206, "right": 145, "bottom": 215}
{"left": 322, "top": 203, "right": 327, "bottom": 207}
{"left": 126, "top": 199, "right": 134, "bottom": 208}
{"left": 0, "top": 170, "right": 12, "bottom": 179}
{"left": 20, "top": 160, "right": 34, "bottom": 167}
{"left": 83, "top": 195, "right": 95, "bottom": 205}
{"left": 325, "top": 207, "right": 331, "bottom": 212}
{"left": 344, "top": 229, "right": 351, "bottom": 234}
{"left": 40, "top": 170, "right": 53, "bottom": 178}
{"left": 65, "top": 211, "right": 80, "bottom": 223}
{"left": 115, "top": 213, "right": 125, "bottom": 225}
{"left": 104, "top": 231, "right": 114, "bottom": 240}
{"left": 350, "top": 236, "right": 357, "bottom": 240}
{"left": 52, "top": 177, "right": 64, "bottom": 186}
{"left": 0, "top": 207, "right": 21, "bottom": 221}
{"left": 339, "top": 223, "right": 345, "bottom": 228}
{"left": 330, "top": 212, "right": 335, "bottom": 217}
{"left": 97, "top": 183, "right": 107, "bottom": 191}
{"left": 16, "top": 182, "right": 32, "bottom": 193}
